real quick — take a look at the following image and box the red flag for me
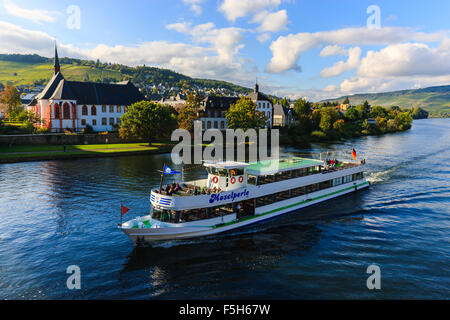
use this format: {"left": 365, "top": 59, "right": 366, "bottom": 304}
{"left": 121, "top": 205, "right": 130, "bottom": 216}
{"left": 352, "top": 148, "right": 357, "bottom": 161}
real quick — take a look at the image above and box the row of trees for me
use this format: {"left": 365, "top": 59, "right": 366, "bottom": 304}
{"left": 116, "top": 94, "right": 417, "bottom": 144}
{"left": 288, "top": 98, "right": 414, "bottom": 142}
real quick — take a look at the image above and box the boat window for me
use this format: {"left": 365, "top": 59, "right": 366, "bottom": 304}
{"left": 247, "top": 175, "right": 257, "bottom": 185}
{"left": 179, "top": 208, "right": 207, "bottom": 222}
{"left": 152, "top": 208, "right": 178, "bottom": 223}
{"left": 230, "top": 168, "right": 244, "bottom": 176}
{"left": 216, "top": 169, "right": 228, "bottom": 177}
{"left": 333, "top": 177, "right": 343, "bottom": 186}
{"left": 343, "top": 175, "right": 352, "bottom": 184}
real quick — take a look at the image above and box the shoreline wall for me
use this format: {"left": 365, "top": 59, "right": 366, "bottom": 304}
{"left": 0, "top": 133, "right": 142, "bottom": 146}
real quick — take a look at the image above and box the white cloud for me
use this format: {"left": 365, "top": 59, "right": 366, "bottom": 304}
{"left": 322, "top": 85, "right": 337, "bottom": 92}
{"left": 337, "top": 41, "right": 450, "bottom": 94}
{"left": 252, "top": 9, "right": 287, "bottom": 33}
{"left": 357, "top": 43, "right": 450, "bottom": 77}
{"left": 167, "top": 22, "right": 245, "bottom": 64}
{"left": 320, "top": 45, "right": 347, "bottom": 57}
{"left": 266, "top": 27, "right": 448, "bottom": 73}
{"left": 218, "top": 0, "right": 281, "bottom": 22}
{"left": 320, "top": 47, "right": 361, "bottom": 78}
{"left": 166, "top": 21, "right": 193, "bottom": 33}
{"left": 183, "top": 0, "right": 205, "bottom": 15}
{"left": 257, "top": 33, "right": 271, "bottom": 43}
{"left": 3, "top": 1, "right": 61, "bottom": 24}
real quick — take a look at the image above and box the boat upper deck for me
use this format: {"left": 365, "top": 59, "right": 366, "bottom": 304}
{"left": 154, "top": 158, "right": 363, "bottom": 198}
{"left": 246, "top": 157, "right": 324, "bottom": 176}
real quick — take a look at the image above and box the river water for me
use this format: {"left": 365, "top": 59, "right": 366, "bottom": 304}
{"left": 0, "top": 119, "right": 449, "bottom": 299}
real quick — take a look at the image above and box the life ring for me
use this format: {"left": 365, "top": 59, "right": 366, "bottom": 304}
{"left": 212, "top": 176, "right": 218, "bottom": 184}
{"left": 230, "top": 177, "right": 236, "bottom": 184}
{"left": 238, "top": 176, "right": 244, "bottom": 183}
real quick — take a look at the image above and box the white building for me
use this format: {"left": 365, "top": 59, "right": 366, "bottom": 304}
{"left": 28, "top": 45, "right": 145, "bottom": 132}
{"left": 247, "top": 82, "right": 273, "bottom": 128}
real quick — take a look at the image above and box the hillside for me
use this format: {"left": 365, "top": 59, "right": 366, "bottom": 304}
{"left": 0, "top": 53, "right": 252, "bottom": 96}
{"left": 323, "top": 86, "right": 450, "bottom": 117}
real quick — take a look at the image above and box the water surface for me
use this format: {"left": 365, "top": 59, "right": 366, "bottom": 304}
{"left": 0, "top": 119, "right": 449, "bottom": 299}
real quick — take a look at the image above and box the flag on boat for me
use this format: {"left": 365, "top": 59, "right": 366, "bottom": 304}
{"left": 352, "top": 148, "right": 357, "bottom": 160}
{"left": 163, "top": 165, "right": 181, "bottom": 175}
{"left": 121, "top": 205, "right": 130, "bottom": 216}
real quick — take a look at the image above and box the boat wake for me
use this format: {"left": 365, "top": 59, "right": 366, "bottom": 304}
{"left": 366, "top": 169, "right": 395, "bottom": 184}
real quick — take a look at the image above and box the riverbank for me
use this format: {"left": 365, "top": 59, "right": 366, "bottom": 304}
{"left": 279, "top": 124, "right": 413, "bottom": 146}
{"left": 0, "top": 143, "right": 175, "bottom": 163}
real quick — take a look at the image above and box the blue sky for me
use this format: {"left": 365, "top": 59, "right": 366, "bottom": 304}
{"left": 1, "top": 0, "right": 450, "bottom": 100}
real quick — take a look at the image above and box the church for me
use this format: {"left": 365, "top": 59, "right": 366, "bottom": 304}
{"left": 28, "top": 45, "right": 145, "bottom": 132}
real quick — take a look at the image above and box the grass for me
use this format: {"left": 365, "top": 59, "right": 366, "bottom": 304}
{"left": 0, "top": 61, "right": 123, "bottom": 86}
{"left": 0, "top": 142, "right": 174, "bottom": 161}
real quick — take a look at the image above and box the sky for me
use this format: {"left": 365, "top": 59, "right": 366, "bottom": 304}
{"left": 1, "top": 0, "right": 450, "bottom": 101}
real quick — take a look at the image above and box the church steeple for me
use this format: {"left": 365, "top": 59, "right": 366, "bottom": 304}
{"left": 254, "top": 80, "right": 259, "bottom": 93}
{"left": 54, "top": 43, "right": 60, "bottom": 74}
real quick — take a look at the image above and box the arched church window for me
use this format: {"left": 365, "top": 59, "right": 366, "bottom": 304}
{"left": 54, "top": 104, "right": 60, "bottom": 119}
{"left": 63, "top": 103, "right": 71, "bottom": 119}
{"left": 82, "top": 105, "right": 88, "bottom": 116}
{"left": 91, "top": 106, "right": 97, "bottom": 116}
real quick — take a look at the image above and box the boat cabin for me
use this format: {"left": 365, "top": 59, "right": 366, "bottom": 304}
{"left": 203, "top": 161, "right": 249, "bottom": 191}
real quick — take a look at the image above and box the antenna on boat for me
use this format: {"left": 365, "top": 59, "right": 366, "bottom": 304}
{"left": 159, "top": 163, "right": 165, "bottom": 194}
{"left": 181, "top": 167, "right": 184, "bottom": 183}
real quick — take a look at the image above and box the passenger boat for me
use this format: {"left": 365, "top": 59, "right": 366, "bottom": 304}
{"left": 119, "top": 156, "right": 369, "bottom": 245}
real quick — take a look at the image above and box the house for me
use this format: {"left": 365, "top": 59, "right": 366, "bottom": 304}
{"left": 337, "top": 103, "right": 351, "bottom": 112}
{"left": 247, "top": 82, "right": 273, "bottom": 128}
{"left": 28, "top": 45, "right": 145, "bottom": 132}
{"left": 197, "top": 82, "right": 274, "bottom": 131}
{"left": 273, "top": 104, "right": 297, "bottom": 127}
{"left": 199, "top": 96, "right": 239, "bottom": 130}
{"left": 21, "top": 93, "right": 36, "bottom": 108}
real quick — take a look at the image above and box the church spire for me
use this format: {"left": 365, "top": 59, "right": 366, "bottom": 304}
{"left": 254, "top": 79, "right": 259, "bottom": 93}
{"left": 54, "top": 42, "right": 60, "bottom": 74}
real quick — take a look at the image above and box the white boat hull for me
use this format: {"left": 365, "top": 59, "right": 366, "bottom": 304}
{"left": 120, "top": 180, "right": 369, "bottom": 245}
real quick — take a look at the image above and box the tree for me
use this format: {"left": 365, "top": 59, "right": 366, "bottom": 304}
{"left": 311, "top": 109, "right": 321, "bottom": 130}
{"left": 225, "top": 97, "right": 267, "bottom": 131}
{"left": 319, "top": 107, "right": 339, "bottom": 132}
{"left": 355, "top": 105, "right": 368, "bottom": 120}
{"left": 0, "top": 85, "right": 22, "bottom": 119}
{"left": 369, "top": 105, "right": 387, "bottom": 118}
{"left": 411, "top": 107, "right": 429, "bottom": 119}
{"left": 279, "top": 97, "right": 290, "bottom": 108}
{"left": 343, "top": 97, "right": 350, "bottom": 104}
{"left": 293, "top": 98, "right": 312, "bottom": 117}
{"left": 345, "top": 107, "right": 359, "bottom": 121}
{"left": 119, "top": 100, "right": 177, "bottom": 145}
{"left": 177, "top": 92, "right": 203, "bottom": 133}
{"left": 395, "top": 111, "right": 413, "bottom": 130}
{"left": 363, "top": 100, "right": 371, "bottom": 114}
{"left": 333, "top": 119, "right": 346, "bottom": 134}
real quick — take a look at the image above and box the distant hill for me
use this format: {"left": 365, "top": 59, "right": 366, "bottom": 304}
{"left": 0, "top": 53, "right": 252, "bottom": 96}
{"left": 322, "top": 85, "right": 450, "bottom": 117}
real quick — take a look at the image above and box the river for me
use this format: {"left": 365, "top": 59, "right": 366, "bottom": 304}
{"left": 0, "top": 118, "right": 448, "bottom": 299}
